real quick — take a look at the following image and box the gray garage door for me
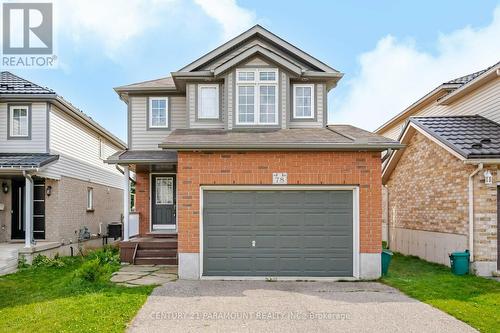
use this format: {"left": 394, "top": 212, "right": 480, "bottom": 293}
{"left": 203, "top": 190, "right": 353, "bottom": 277}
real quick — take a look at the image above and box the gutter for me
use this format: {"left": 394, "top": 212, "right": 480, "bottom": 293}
{"left": 468, "top": 163, "right": 483, "bottom": 262}
{"left": 158, "top": 143, "right": 405, "bottom": 151}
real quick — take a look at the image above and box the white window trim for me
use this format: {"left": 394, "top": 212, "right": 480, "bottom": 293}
{"left": 197, "top": 84, "right": 220, "bottom": 119}
{"left": 235, "top": 68, "right": 279, "bottom": 126}
{"left": 86, "top": 188, "right": 94, "bottom": 211}
{"left": 293, "top": 84, "right": 315, "bottom": 119}
{"left": 149, "top": 97, "right": 169, "bottom": 128}
{"left": 9, "top": 105, "right": 30, "bottom": 137}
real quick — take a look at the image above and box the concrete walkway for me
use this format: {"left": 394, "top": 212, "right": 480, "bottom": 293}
{"left": 111, "top": 265, "right": 177, "bottom": 286}
{"left": 127, "top": 280, "right": 476, "bottom": 333}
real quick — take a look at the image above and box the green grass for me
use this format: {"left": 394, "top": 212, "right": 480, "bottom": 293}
{"left": 382, "top": 253, "right": 500, "bottom": 333}
{"left": 0, "top": 256, "right": 154, "bottom": 333}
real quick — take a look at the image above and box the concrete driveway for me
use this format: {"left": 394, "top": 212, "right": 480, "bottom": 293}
{"left": 128, "top": 281, "right": 476, "bottom": 333}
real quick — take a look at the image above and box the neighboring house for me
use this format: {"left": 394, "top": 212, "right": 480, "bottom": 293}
{"left": 377, "top": 62, "right": 500, "bottom": 276}
{"left": 0, "top": 72, "right": 126, "bottom": 274}
{"left": 107, "top": 25, "right": 402, "bottom": 280}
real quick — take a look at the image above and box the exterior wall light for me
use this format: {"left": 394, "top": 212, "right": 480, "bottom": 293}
{"left": 483, "top": 170, "right": 493, "bottom": 185}
{"left": 46, "top": 185, "right": 52, "bottom": 196}
{"left": 1, "top": 182, "right": 8, "bottom": 194}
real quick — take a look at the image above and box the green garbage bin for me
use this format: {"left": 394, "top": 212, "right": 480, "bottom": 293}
{"left": 381, "top": 249, "right": 393, "bottom": 275}
{"left": 449, "top": 250, "right": 470, "bottom": 275}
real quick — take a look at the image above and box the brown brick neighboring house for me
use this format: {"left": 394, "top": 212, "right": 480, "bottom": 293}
{"left": 107, "top": 25, "right": 403, "bottom": 280}
{"left": 383, "top": 116, "right": 499, "bottom": 276}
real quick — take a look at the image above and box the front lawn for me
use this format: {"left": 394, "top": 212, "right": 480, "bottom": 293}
{"left": 382, "top": 253, "right": 500, "bottom": 333}
{"left": 0, "top": 250, "right": 153, "bottom": 333}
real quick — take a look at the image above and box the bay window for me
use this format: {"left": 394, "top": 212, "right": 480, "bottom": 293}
{"left": 236, "top": 68, "right": 278, "bottom": 125}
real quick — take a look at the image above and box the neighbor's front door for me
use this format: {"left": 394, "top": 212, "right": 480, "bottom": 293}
{"left": 151, "top": 175, "right": 176, "bottom": 230}
{"left": 11, "top": 180, "right": 25, "bottom": 239}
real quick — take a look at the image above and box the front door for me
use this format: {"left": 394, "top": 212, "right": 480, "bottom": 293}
{"left": 11, "top": 180, "right": 25, "bottom": 239}
{"left": 151, "top": 175, "right": 176, "bottom": 230}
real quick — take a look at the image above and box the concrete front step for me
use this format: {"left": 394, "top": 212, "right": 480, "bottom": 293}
{"left": 135, "top": 257, "right": 178, "bottom": 265}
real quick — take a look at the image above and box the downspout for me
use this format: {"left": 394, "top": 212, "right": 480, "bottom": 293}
{"left": 22, "top": 170, "right": 34, "bottom": 248}
{"left": 468, "top": 163, "right": 483, "bottom": 262}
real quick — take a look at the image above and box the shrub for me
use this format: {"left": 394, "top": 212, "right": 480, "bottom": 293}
{"left": 32, "top": 254, "right": 65, "bottom": 268}
{"left": 74, "top": 258, "right": 113, "bottom": 283}
{"left": 17, "top": 255, "right": 29, "bottom": 269}
{"left": 86, "top": 246, "right": 120, "bottom": 267}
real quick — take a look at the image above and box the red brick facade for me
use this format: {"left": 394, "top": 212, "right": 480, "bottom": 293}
{"left": 135, "top": 151, "right": 383, "bottom": 253}
{"left": 175, "top": 151, "right": 383, "bottom": 254}
{"left": 135, "top": 171, "right": 150, "bottom": 236}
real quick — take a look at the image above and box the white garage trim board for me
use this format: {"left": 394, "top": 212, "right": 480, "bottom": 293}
{"left": 199, "top": 185, "right": 360, "bottom": 280}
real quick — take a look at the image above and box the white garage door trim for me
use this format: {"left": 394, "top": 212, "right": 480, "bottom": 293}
{"left": 199, "top": 185, "right": 360, "bottom": 280}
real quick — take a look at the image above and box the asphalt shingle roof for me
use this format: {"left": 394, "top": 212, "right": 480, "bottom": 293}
{"left": 0, "top": 153, "right": 59, "bottom": 169}
{"left": 159, "top": 126, "right": 403, "bottom": 150}
{"left": 445, "top": 61, "right": 499, "bottom": 86}
{"left": 410, "top": 116, "right": 500, "bottom": 159}
{"left": 0, "top": 71, "right": 54, "bottom": 95}
{"left": 115, "top": 76, "right": 176, "bottom": 91}
{"left": 107, "top": 150, "right": 177, "bottom": 163}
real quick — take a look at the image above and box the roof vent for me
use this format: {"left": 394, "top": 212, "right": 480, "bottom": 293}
{"left": 6, "top": 86, "right": 13, "bottom": 90}
{"left": 471, "top": 143, "right": 482, "bottom": 149}
{"left": 24, "top": 83, "right": 31, "bottom": 87}
{"left": 480, "top": 138, "right": 491, "bottom": 144}
{"left": 0, "top": 84, "right": 7, "bottom": 88}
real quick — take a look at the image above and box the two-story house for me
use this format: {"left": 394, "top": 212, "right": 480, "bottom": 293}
{"left": 377, "top": 61, "right": 500, "bottom": 276}
{"left": 108, "top": 25, "right": 402, "bottom": 280}
{"left": 0, "top": 72, "right": 126, "bottom": 275}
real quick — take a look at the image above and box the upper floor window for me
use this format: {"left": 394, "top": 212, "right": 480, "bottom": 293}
{"left": 236, "top": 68, "right": 278, "bottom": 125}
{"left": 8, "top": 105, "right": 30, "bottom": 138}
{"left": 149, "top": 97, "right": 168, "bottom": 128}
{"left": 198, "top": 84, "right": 219, "bottom": 119}
{"left": 293, "top": 84, "right": 314, "bottom": 119}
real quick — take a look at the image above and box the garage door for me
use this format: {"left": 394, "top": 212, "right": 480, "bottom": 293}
{"left": 202, "top": 189, "right": 354, "bottom": 277}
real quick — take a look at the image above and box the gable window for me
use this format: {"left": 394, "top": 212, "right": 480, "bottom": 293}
{"left": 149, "top": 97, "right": 168, "bottom": 128}
{"left": 86, "top": 188, "right": 94, "bottom": 211}
{"left": 198, "top": 84, "right": 219, "bottom": 119}
{"left": 9, "top": 105, "right": 30, "bottom": 138}
{"left": 236, "top": 68, "right": 278, "bottom": 125}
{"left": 293, "top": 84, "right": 315, "bottom": 119}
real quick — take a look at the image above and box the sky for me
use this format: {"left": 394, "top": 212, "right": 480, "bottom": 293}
{"left": 5, "top": 0, "right": 500, "bottom": 142}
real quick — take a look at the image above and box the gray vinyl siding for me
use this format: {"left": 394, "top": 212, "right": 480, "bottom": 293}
{"left": 381, "top": 78, "right": 500, "bottom": 140}
{"left": 129, "top": 95, "right": 187, "bottom": 150}
{"left": 227, "top": 72, "right": 234, "bottom": 130}
{"left": 187, "top": 83, "right": 224, "bottom": 129}
{"left": 199, "top": 37, "right": 313, "bottom": 72}
{"left": 289, "top": 83, "right": 325, "bottom": 128}
{"left": 39, "top": 105, "right": 123, "bottom": 189}
{"left": 0, "top": 102, "right": 47, "bottom": 153}
{"left": 281, "top": 70, "right": 288, "bottom": 129}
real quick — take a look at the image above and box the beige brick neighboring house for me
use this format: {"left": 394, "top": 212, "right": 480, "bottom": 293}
{"left": 44, "top": 177, "right": 122, "bottom": 243}
{"left": 383, "top": 116, "right": 499, "bottom": 276}
{"left": 376, "top": 62, "right": 500, "bottom": 276}
{"left": 0, "top": 72, "right": 126, "bottom": 275}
